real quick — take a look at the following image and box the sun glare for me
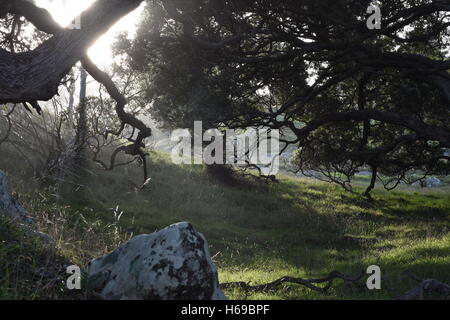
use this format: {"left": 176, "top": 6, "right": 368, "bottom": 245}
{"left": 34, "top": 0, "right": 144, "bottom": 66}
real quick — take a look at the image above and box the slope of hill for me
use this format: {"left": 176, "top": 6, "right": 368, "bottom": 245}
{"left": 0, "top": 152, "right": 449, "bottom": 299}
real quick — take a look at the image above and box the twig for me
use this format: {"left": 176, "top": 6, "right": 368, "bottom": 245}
{"left": 220, "top": 270, "right": 365, "bottom": 294}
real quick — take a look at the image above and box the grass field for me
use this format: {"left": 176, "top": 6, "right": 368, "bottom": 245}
{"left": 1, "top": 152, "right": 449, "bottom": 299}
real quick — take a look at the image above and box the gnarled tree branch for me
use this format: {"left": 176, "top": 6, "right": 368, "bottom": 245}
{"left": 1, "top": 0, "right": 151, "bottom": 182}
{"left": 0, "top": 0, "right": 144, "bottom": 104}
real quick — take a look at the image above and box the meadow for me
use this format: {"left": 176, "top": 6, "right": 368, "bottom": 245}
{"left": 1, "top": 152, "right": 449, "bottom": 299}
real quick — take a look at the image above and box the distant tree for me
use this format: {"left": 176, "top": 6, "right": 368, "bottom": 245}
{"left": 120, "top": 0, "right": 450, "bottom": 195}
{"left": 74, "top": 67, "right": 88, "bottom": 172}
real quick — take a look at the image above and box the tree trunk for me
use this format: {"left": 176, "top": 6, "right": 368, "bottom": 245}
{"left": 363, "top": 166, "right": 377, "bottom": 199}
{"left": 74, "top": 67, "right": 88, "bottom": 171}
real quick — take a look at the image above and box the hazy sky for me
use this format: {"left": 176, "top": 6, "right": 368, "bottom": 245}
{"left": 34, "top": 0, "right": 145, "bottom": 66}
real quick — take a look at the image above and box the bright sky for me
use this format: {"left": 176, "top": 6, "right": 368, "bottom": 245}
{"left": 35, "top": 0, "right": 145, "bottom": 67}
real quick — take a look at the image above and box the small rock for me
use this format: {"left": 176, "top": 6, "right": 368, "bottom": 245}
{"left": 413, "top": 176, "right": 442, "bottom": 188}
{"left": 86, "top": 222, "right": 226, "bottom": 300}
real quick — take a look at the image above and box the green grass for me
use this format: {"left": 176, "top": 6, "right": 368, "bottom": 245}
{"left": 0, "top": 213, "right": 71, "bottom": 299}
{"left": 59, "top": 152, "right": 450, "bottom": 299}
{"left": 1, "top": 151, "right": 449, "bottom": 299}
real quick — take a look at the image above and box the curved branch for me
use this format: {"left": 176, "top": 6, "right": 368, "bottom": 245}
{"left": 220, "top": 270, "right": 366, "bottom": 294}
{"left": 81, "top": 57, "right": 152, "bottom": 182}
{"left": 294, "top": 110, "right": 450, "bottom": 148}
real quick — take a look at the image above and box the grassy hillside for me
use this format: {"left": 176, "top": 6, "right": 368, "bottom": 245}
{"left": 1, "top": 152, "right": 449, "bottom": 299}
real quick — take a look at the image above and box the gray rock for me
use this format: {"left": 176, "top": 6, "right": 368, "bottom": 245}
{"left": 0, "top": 170, "right": 32, "bottom": 223}
{"left": 86, "top": 222, "right": 226, "bottom": 300}
{"left": 424, "top": 177, "right": 442, "bottom": 187}
{"left": 413, "top": 176, "right": 443, "bottom": 188}
{"left": 0, "top": 170, "right": 55, "bottom": 248}
{"left": 444, "top": 149, "right": 450, "bottom": 157}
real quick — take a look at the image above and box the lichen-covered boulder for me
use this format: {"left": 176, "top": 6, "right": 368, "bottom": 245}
{"left": 0, "top": 170, "right": 32, "bottom": 223}
{"left": 86, "top": 222, "right": 226, "bottom": 300}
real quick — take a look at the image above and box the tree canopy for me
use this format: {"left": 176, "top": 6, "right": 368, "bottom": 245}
{"left": 118, "top": 0, "right": 450, "bottom": 193}
{"left": 1, "top": 0, "right": 450, "bottom": 194}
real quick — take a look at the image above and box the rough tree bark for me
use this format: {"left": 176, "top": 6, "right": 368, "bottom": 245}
{"left": 0, "top": 0, "right": 144, "bottom": 104}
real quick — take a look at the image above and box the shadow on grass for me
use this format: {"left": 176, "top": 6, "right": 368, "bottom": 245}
{"left": 57, "top": 156, "right": 449, "bottom": 299}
